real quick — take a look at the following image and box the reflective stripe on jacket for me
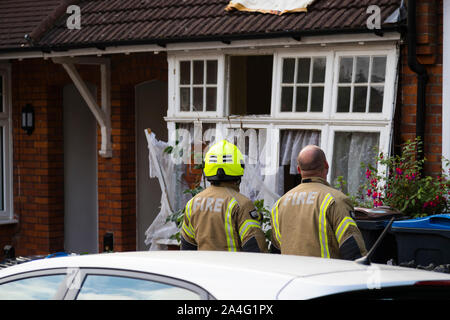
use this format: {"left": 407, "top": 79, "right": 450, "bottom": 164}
{"left": 181, "top": 182, "right": 268, "bottom": 252}
{"left": 270, "top": 177, "right": 366, "bottom": 259}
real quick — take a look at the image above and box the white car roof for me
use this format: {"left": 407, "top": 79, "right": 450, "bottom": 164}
{"left": 1, "top": 251, "right": 450, "bottom": 299}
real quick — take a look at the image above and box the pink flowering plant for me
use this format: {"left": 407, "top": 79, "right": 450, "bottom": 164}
{"left": 361, "top": 139, "right": 450, "bottom": 218}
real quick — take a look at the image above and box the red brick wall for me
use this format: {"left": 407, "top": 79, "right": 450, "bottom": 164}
{"left": 0, "top": 52, "right": 167, "bottom": 259}
{"left": 398, "top": 0, "right": 443, "bottom": 175}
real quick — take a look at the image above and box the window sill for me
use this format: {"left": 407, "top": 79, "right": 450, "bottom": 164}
{"left": 0, "top": 219, "right": 18, "bottom": 226}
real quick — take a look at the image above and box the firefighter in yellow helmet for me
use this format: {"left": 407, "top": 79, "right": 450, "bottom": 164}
{"left": 180, "top": 140, "right": 268, "bottom": 253}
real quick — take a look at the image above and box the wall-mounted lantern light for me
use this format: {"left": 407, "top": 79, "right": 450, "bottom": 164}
{"left": 21, "top": 103, "right": 34, "bottom": 135}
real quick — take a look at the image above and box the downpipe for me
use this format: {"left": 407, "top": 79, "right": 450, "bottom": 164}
{"left": 407, "top": 0, "right": 429, "bottom": 165}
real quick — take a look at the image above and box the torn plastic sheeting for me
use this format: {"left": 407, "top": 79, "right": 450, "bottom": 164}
{"left": 225, "top": 0, "right": 316, "bottom": 15}
{"left": 144, "top": 130, "right": 184, "bottom": 250}
{"left": 144, "top": 130, "right": 283, "bottom": 250}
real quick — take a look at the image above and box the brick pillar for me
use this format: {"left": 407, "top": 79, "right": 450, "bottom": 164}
{"left": 98, "top": 84, "right": 136, "bottom": 252}
{"left": 12, "top": 80, "right": 64, "bottom": 256}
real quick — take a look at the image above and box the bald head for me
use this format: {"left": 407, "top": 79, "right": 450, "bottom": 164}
{"left": 297, "top": 145, "right": 329, "bottom": 178}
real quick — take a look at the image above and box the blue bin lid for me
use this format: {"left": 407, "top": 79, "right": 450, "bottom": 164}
{"left": 391, "top": 214, "right": 450, "bottom": 231}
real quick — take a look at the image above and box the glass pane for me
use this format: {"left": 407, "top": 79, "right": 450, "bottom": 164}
{"left": 180, "top": 61, "right": 190, "bottom": 85}
{"left": 331, "top": 132, "right": 380, "bottom": 196}
{"left": 206, "top": 60, "right": 217, "bottom": 84}
{"left": 355, "top": 57, "right": 370, "bottom": 83}
{"left": 297, "top": 58, "right": 311, "bottom": 84}
{"left": 282, "top": 58, "right": 295, "bottom": 83}
{"left": 372, "top": 56, "right": 387, "bottom": 83}
{"left": 310, "top": 86, "right": 324, "bottom": 112}
{"left": 337, "top": 86, "right": 351, "bottom": 112}
{"left": 0, "top": 274, "right": 65, "bottom": 300}
{"left": 353, "top": 86, "right": 368, "bottom": 112}
{"left": 295, "top": 86, "right": 308, "bottom": 112}
{"left": 312, "top": 58, "right": 326, "bottom": 83}
{"left": 193, "top": 87, "right": 203, "bottom": 111}
{"left": 339, "top": 57, "right": 353, "bottom": 83}
{"left": 180, "top": 88, "right": 190, "bottom": 111}
{"left": 369, "top": 86, "right": 384, "bottom": 113}
{"left": 206, "top": 87, "right": 217, "bottom": 111}
{"left": 76, "top": 275, "right": 201, "bottom": 300}
{"left": 193, "top": 61, "right": 204, "bottom": 85}
{"left": 281, "top": 86, "right": 293, "bottom": 112}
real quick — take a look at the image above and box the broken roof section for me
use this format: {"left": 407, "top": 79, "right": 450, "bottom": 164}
{"left": 2, "top": 0, "right": 403, "bottom": 52}
{"left": 225, "top": 0, "right": 316, "bottom": 15}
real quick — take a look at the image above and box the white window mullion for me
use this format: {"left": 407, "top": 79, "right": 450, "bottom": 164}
{"left": 292, "top": 58, "right": 299, "bottom": 112}
{"left": 307, "top": 58, "right": 314, "bottom": 112}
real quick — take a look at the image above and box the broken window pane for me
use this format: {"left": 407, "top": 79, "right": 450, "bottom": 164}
{"left": 229, "top": 55, "right": 272, "bottom": 115}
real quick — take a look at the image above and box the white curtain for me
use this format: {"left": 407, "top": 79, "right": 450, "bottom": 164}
{"left": 279, "top": 130, "right": 321, "bottom": 175}
{"left": 331, "top": 132, "right": 380, "bottom": 196}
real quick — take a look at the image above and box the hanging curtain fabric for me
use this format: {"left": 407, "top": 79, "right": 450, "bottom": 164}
{"left": 225, "top": 0, "right": 316, "bottom": 15}
{"left": 279, "top": 130, "right": 321, "bottom": 175}
{"left": 331, "top": 132, "right": 380, "bottom": 196}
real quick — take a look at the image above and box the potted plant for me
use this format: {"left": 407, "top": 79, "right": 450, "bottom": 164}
{"left": 360, "top": 139, "right": 449, "bottom": 218}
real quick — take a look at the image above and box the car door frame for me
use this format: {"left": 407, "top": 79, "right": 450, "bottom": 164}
{"left": 63, "top": 268, "right": 214, "bottom": 300}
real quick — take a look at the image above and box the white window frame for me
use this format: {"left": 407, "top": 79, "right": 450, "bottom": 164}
{"left": 331, "top": 48, "right": 398, "bottom": 122}
{"left": 167, "top": 52, "right": 225, "bottom": 119}
{"left": 0, "top": 63, "right": 14, "bottom": 223}
{"left": 272, "top": 48, "right": 334, "bottom": 119}
{"left": 165, "top": 43, "right": 399, "bottom": 196}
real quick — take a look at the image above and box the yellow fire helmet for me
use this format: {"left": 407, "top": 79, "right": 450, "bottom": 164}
{"left": 204, "top": 140, "right": 245, "bottom": 181}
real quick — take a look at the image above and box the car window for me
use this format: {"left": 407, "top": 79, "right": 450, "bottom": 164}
{"left": 0, "top": 274, "right": 66, "bottom": 300}
{"left": 314, "top": 285, "right": 450, "bottom": 300}
{"left": 76, "top": 274, "right": 202, "bottom": 300}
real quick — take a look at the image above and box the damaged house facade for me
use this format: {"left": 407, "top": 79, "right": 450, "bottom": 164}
{"left": 0, "top": 0, "right": 447, "bottom": 257}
